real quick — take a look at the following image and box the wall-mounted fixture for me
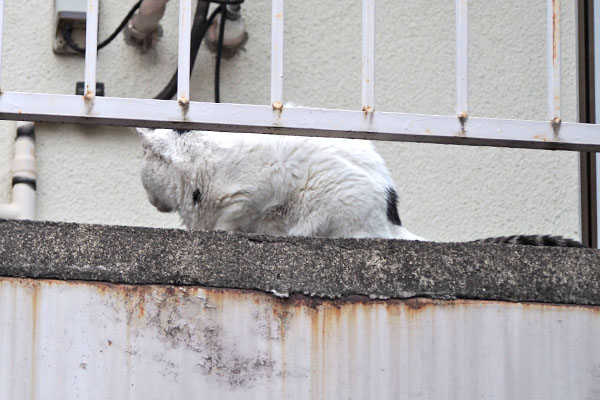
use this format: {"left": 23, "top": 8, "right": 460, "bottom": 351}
{"left": 123, "top": 0, "right": 168, "bottom": 53}
{"left": 205, "top": 4, "right": 248, "bottom": 58}
{"left": 53, "top": 0, "right": 91, "bottom": 54}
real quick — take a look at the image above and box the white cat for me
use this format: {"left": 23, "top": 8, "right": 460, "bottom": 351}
{"left": 137, "top": 128, "right": 425, "bottom": 240}
{"left": 137, "top": 128, "right": 585, "bottom": 247}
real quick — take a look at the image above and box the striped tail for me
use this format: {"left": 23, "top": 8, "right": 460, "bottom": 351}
{"left": 470, "top": 234, "right": 585, "bottom": 248}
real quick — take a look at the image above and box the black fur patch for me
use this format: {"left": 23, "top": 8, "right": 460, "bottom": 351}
{"left": 386, "top": 188, "right": 402, "bottom": 226}
{"left": 175, "top": 129, "right": 191, "bottom": 135}
{"left": 192, "top": 189, "right": 202, "bottom": 204}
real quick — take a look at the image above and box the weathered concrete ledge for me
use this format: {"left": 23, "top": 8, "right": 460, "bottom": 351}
{"left": 0, "top": 219, "right": 599, "bottom": 305}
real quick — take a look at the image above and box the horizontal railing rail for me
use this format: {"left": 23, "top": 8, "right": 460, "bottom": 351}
{"left": 0, "top": 0, "right": 594, "bottom": 152}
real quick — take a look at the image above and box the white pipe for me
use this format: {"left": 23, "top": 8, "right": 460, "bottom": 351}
{"left": 0, "top": 122, "right": 36, "bottom": 220}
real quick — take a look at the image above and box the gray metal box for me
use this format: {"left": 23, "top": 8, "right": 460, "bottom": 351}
{"left": 53, "top": 0, "right": 93, "bottom": 54}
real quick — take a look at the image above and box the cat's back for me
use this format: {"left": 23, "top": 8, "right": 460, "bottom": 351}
{"left": 193, "top": 131, "right": 394, "bottom": 206}
{"left": 271, "top": 135, "right": 390, "bottom": 178}
{"left": 201, "top": 131, "right": 388, "bottom": 176}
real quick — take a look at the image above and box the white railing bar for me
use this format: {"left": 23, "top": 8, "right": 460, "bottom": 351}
{"left": 0, "top": 0, "right": 5, "bottom": 91}
{"left": 271, "top": 0, "right": 284, "bottom": 108}
{"left": 177, "top": 0, "right": 192, "bottom": 104}
{"left": 456, "top": 0, "right": 468, "bottom": 118}
{"left": 548, "top": 0, "right": 561, "bottom": 122}
{"left": 84, "top": 0, "right": 99, "bottom": 99}
{"left": 1, "top": 92, "right": 600, "bottom": 152}
{"left": 362, "top": 0, "right": 375, "bottom": 112}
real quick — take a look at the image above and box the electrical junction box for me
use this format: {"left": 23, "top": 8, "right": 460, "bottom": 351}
{"left": 53, "top": 0, "right": 98, "bottom": 54}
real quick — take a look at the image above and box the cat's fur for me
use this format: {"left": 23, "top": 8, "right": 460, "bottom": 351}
{"left": 138, "top": 128, "right": 423, "bottom": 239}
{"left": 470, "top": 235, "right": 583, "bottom": 247}
{"left": 137, "top": 128, "right": 583, "bottom": 247}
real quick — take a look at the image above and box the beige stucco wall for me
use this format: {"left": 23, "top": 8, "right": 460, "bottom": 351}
{"left": 0, "top": 0, "right": 581, "bottom": 242}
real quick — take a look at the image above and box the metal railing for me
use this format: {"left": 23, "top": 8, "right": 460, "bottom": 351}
{"left": 0, "top": 0, "right": 596, "bottom": 152}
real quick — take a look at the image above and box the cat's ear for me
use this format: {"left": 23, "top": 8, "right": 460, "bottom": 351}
{"left": 136, "top": 127, "right": 170, "bottom": 154}
{"left": 136, "top": 128, "right": 179, "bottom": 162}
{"left": 135, "top": 127, "right": 154, "bottom": 149}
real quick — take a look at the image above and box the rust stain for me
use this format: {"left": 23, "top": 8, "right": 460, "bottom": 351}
{"left": 4, "top": 277, "right": 600, "bottom": 312}
{"left": 457, "top": 111, "right": 468, "bottom": 137}
{"left": 275, "top": 12, "right": 283, "bottom": 19}
{"left": 30, "top": 282, "right": 40, "bottom": 400}
{"left": 86, "top": 279, "right": 155, "bottom": 299}
{"left": 362, "top": 105, "right": 373, "bottom": 113}
{"left": 3, "top": 277, "right": 599, "bottom": 330}
{"left": 533, "top": 134, "right": 548, "bottom": 142}
{"left": 178, "top": 97, "right": 190, "bottom": 121}
{"left": 272, "top": 101, "right": 283, "bottom": 111}
{"left": 277, "top": 304, "right": 288, "bottom": 392}
{"left": 404, "top": 297, "right": 436, "bottom": 310}
{"left": 84, "top": 88, "right": 94, "bottom": 101}
{"left": 551, "top": 117, "right": 561, "bottom": 136}
{"left": 4, "top": 277, "right": 600, "bottom": 397}
{"left": 323, "top": 302, "right": 343, "bottom": 326}
{"left": 320, "top": 306, "right": 327, "bottom": 395}
{"left": 552, "top": 0, "right": 558, "bottom": 64}
{"left": 309, "top": 303, "right": 322, "bottom": 398}
{"left": 138, "top": 298, "right": 145, "bottom": 317}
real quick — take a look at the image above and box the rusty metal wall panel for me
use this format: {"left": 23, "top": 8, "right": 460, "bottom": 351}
{"left": 1, "top": 277, "right": 600, "bottom": 400}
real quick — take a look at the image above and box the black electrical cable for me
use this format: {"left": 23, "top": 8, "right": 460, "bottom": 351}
{"left": 61, "top": 0, "right": 143, "bottom": 53}
{"left": 60, "top": 0, "right": 244, "bottom": 100}
{"left": 154, "top": 0, "right": 245, "bottom": 100}
{"left": 154, "top": 2, "right": 219, "bottom": 100}
{"left": 214, "top": 5, "right": 227, "bottom": 103}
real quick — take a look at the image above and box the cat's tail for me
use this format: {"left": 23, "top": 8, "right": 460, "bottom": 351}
{"left": 393, "top": 228, "right": 585, "bottom": 247}
{"left": 469, "top": 234, "right": 585, "bottom": 248}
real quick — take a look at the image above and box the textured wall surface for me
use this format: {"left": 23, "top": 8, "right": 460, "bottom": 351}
{"left": 2, "top": 219, "right": 600, "bottom": 304}
{"left": 0, "top": 0, "right": 580, "bottom": 241}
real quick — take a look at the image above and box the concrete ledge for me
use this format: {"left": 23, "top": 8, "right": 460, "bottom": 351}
{"left": 0, "top": 219, "right": 599, "bottom": 305}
